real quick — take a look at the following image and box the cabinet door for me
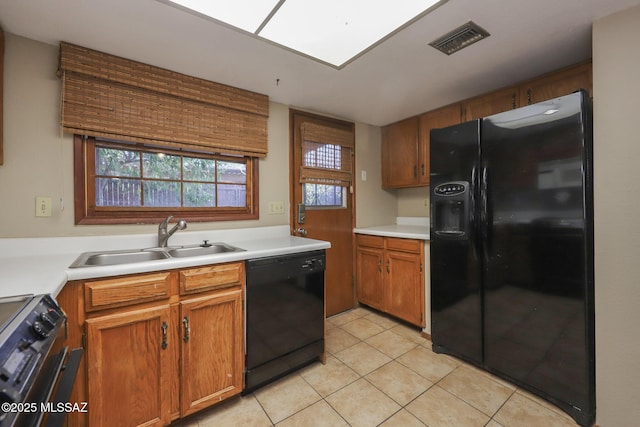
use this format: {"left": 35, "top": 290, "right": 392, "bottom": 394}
{"left": 419, "top": 104, "right": 462, "bottom": 185}
{"left": 381, "top": 116, "right": 419, "bottom": 188}
{"left": 519, "top": 61, "right": 592, "bottom": 105}
{"left": 385, "top": 250, "right": 425, "bottom": 327}
{"left": 462, "top": 86, "right": 518, "bottom": 121}
{"left": 86, "top": 305, "right": 172, "bottom": 427}
{"left": 180, "top": 289, "right": 244, "bottom": 416}
{"left": 356, "top": 246, "right": 385, "bottom": 310}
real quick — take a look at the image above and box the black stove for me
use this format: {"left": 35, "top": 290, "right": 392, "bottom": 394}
{"left": 0, "top": 294, "right": 81, "bottom": 427}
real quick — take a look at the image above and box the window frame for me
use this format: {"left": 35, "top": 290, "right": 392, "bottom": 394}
{"left": 74, "top": 135, "right": 259, "bottom": 225}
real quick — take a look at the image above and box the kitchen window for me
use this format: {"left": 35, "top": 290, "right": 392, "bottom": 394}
{"left": 74, "top": 136, "right": 258, "bottom": 224}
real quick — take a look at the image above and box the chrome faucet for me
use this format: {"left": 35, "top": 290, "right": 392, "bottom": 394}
{"left": 158, "top": 215, "right": 187, "bottom": 248}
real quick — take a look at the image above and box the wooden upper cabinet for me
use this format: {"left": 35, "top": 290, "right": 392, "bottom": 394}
{"left": 382, "top": 116, "right": 419, "bottom": 188}
{"left": 380, "top": 61, "right": 592, "bottom": 190}
{"left": 519, "top": 61, "right": 592, "bottom": 106}
{"left": 419, "top": 104, "right": 462, "bottom": 186}
{"left": 462, "top": 86, "right": 519, "bottom": 121}
{"left": 382, "top": 104, "right": 462, "bottom": 189}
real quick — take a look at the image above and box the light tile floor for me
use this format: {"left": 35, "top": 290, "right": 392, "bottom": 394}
{"left": 173, "top": 307, "right": 581, "bottom": 427}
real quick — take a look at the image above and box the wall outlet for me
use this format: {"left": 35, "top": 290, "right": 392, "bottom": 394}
{"left": 268, "top": 201, "right": 285, "bottom": 215}
{"left": 36, "top": 196, "right": 52, "bottom": 217}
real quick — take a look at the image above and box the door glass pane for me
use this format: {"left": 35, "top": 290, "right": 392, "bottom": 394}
{"left": 304, "top": 142, "right": 342, "bottom": 169}
{"left": 303, "top": 184, "right": 345, "bottom": 207}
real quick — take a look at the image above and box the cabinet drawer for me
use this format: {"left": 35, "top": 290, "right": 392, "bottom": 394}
{"left": 386, "top": 238, "right": 422, "bottom": 253}
{"left": 180, "top": 262, "right": 244, "bottom": 295}
{"left": 356, "top": 234, "right": 384, "bottom": 248}
{"left": 84, "top": 272, "right": 171, "bottom": 312}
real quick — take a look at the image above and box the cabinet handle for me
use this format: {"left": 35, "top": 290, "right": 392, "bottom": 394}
{"left": 378, "top": 259, "right": 382, "bottom": 273}
{"left": 421, "top": 164, "right": 425, "bottom": 176}
{"left": 386, "top": 260, "right": 390, "bottom": 273}
{"left": 526, "top": 88, "right": 532, "bottom": 105}
{"left": 183, "top": 316, "right": 190, "bottom": 343}
{"left": 511, "top": 94, "right": 516, "bottom": 109}
{"left": 161, "top": 321, "right": 168, "bottom": 350}
{"left": 413, "top": 165, "right": 417, "bottom": 178}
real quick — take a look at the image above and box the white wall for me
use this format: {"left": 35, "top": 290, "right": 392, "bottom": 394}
{"left": 397, "top": 187, "right": 429, "bottom": 218}
{"left": 0, "top": 34, "right": 394, "bottom": 237}
{"left": 593, "top": 6, "right": 640, "bottom": 426}
{"left": 354, "top": 122, "right": 398, "bottom": 227}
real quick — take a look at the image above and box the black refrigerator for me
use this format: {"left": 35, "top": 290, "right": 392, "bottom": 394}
{"left": 430, "top": 90, "right": 595, "bottom": 427}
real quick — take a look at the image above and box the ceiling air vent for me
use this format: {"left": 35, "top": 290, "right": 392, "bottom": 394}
{"left": 429, "top": 21, "right": 490, "bottom": 55}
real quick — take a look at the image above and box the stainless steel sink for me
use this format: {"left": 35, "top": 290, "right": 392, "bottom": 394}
{"left": 69, "top": 243, "right": 245, "bottom": 268}
{"left": 166, "top": 243, "right": 244, "bottom": 258}
{"left": 70, "top": 249, "right": 170, "bottom": 267}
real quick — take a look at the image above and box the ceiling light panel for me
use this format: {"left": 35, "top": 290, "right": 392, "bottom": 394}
{"left": 259, "top": 0, "right": 443, "bottom": 67}
{"left": 167, "top": 0, "right": 281, "bottom": 33}
{"left": 165, "top": 0, "right": 447, "bottom": 68}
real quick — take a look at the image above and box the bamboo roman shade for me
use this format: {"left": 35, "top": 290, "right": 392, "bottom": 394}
{"left": 300, "top": 122, "right": 354, "bottom": 187}
{"left": 58, "top": 42, "right": 269, "bottom": 157}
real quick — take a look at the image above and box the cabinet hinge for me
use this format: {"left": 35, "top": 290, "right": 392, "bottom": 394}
{"left": 81, "top": 333, "right": 86, "bottom": 348}
{"left": 420, "top": 262, "right": 423, "bottom": 273}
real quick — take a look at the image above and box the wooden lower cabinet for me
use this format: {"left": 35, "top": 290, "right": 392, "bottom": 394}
{"left": 356, "top": 235, "right": 425, "bottom": 327}
{"left": 59, "top": 262, "right": 245, "bottom": 427}
{"left": 356, "top": 245, "right": 385, "bottom": 311}
{"left": 180, "top": 289, "right": 244, "bottom": 417}
{"left": 386, "top": 249, "right": 424, "bottom": 326}
{"left": 86, "top": 305, "right": 172, "bottom": 427}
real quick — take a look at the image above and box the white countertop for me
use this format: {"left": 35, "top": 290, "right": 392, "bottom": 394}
{"left": 0, "top": 226, "right": 330, "bottom": 299}
{"left": 354, "top": 217, "right": 430, "bottom": 240}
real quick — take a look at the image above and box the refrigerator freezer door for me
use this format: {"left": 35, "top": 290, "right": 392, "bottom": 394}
{"left": 481, "top": 91, "right": 593, "bottom": 425}
{"left": 430, "top": 120, "right": 483, "bottom": 365}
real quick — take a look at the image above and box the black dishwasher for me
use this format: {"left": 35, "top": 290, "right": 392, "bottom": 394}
{"left": 243, "top": 250, "right": 325, "bottom": 394}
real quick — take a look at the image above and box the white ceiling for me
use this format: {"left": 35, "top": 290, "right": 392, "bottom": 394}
{"left": 1, "top": 0, "right": 639, "bottom": 126}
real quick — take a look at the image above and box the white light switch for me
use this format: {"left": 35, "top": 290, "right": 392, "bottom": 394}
{"left": 268, "top": 201, "right": 285, "bottom": 214}
{"left": 361, "top": 170, "right": 367, "bottom": 181}
{"left": 36, "top": 196, "right": 52, "bottom": 217}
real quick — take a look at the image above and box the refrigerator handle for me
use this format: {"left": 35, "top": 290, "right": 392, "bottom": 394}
{"left": 480, "top": 165, "right": 492, "bottom": 257}
{"left": 471, "top": 165, "right": 480, "bottom": 258}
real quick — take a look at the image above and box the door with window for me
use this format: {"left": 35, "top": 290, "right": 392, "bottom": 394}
{"left": 291, "top": 110, "right": 355, "bottom": 316}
